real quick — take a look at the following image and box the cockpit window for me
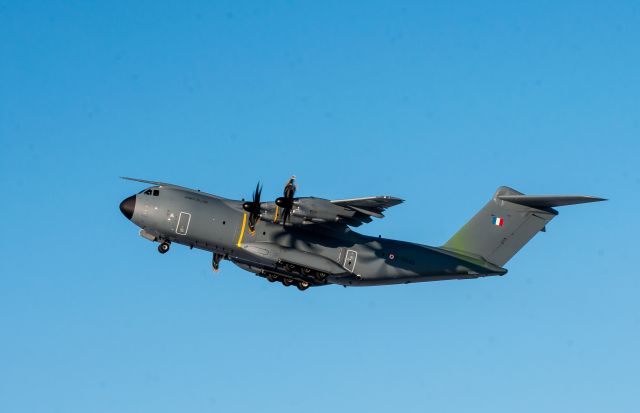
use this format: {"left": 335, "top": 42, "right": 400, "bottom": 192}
{"left": 138, "top": 188, "right": 159, "bottom": 195}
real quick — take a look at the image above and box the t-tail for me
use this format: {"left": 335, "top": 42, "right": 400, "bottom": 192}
{"left": 442, "top": 186, "right": 605, "bottom": 267}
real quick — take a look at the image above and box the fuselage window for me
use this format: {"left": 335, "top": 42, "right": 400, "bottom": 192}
{"left": 153, "top": 189, "right": 159, "bottom": 196}
{"left": 144, "top": 189, "right": 153, "bottom": 195}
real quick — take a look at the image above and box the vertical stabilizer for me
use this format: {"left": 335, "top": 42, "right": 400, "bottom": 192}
{"left": 443, "top": 187, "right": 605, "bottom": 266}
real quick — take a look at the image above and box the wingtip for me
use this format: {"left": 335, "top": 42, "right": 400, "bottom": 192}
{"left": 580, "top": 196, "right": 607, "bottom": 203}
{"left": 384, "top": 196, "right": 405, "bottom": 203}
{"left": 590, "top": 197, "right": 608, "bottom": 202}
{"left": 120, "top": 176, "right": 143, "bottom": 182}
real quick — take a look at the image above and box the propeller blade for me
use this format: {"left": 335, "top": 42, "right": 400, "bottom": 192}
{"left": 253, "top": 182, "right": 262, "bottom": 205}
{"left": 242, "top": 181, "right": 262, "bottom": 232}
{"left": 278, "top": 175, "right": 296, "bottom": 226}
{"left": 283, "top": 175, "right": 296, "bottom": 198}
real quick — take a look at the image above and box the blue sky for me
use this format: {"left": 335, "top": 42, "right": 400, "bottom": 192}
{"left": 1, "top": 1, "right": 639, "bottom": 412}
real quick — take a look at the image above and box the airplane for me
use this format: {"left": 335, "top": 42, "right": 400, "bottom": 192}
{"left": 119, "top": 176, "right": 605, "bottom": 291}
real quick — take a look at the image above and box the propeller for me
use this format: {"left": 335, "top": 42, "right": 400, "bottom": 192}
{"left": 242, "top": 182, "right": 262, "bottom": 232}
{"left": 275, "top": 175, "right": 296, "bottom": 226}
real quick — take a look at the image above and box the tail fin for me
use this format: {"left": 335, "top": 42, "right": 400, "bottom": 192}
{"left": 443, "top": 187, "right": 605, "bottom": 266}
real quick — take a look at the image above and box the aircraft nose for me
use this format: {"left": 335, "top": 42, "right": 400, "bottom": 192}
{"left": 119, "top": 195, "right": 136, "bottom": 220}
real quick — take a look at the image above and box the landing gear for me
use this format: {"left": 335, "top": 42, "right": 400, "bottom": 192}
{"left": 158, "top": 241, "right": 170, "bottom": 254}
{"left": 282, "top": 278, "right": 294, "bottom": 287}
{"left": 263, "top": 263, "right": 317, "bottom": 290}
{"left": 262, "top": 272, "right": 310, "bottom": 291}
{"left": 212, "top": 253, "right": 223, "bottom": 272}
{"left": 280, "top": 261, "right": 327, "bottom": 284}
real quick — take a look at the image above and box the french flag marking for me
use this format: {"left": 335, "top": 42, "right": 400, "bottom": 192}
{"left": 492, "top": 216, "right": 504, "bottom": 227}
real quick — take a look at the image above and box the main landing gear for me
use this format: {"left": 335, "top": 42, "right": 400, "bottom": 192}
{"left": 296, "top": 280, "right": 310, "bottom": 291}
{"left": 259, "top": 261, "right": 330, "bottom": 291}
{"left": 263, "top": 272, "right": 311, "bottom": 291}
{"left": 280, "top": 261, "right": 327, "bottom": 284}
{"left": 158, "top": 241, "right": 171, "bottom": 254}
{"left": 282, "top": 277, "right": 294, "bottom": 287}
{"left": 282, "top": 277, "right": 310, "bottom": 291}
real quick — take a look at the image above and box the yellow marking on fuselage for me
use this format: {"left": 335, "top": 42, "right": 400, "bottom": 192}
{"left": 237, "top": 213, "right": 247, "bottom": 247}
{"left": 274, "top": 206, "right": 279, "bottom": 223}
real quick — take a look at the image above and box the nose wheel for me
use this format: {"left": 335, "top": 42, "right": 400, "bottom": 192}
{"left": 158, "top": 241, "right": 171, "bottom": 254}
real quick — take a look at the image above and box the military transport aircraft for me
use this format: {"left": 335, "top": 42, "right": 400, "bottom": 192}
{"left": 119, "top": 176, "right": 604, "bottom": 291}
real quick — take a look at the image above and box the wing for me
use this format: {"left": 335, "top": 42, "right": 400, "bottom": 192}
{"left": 121, "top": 176, "right": 184, "bottom": 188}
{"left": 330, "top": 196, "right": 404, "bottom": 219}
{"left": 261, "top": 196, "right": 403, "bottom": 228}
{"left": 120, "top": 177, "right": 229, "bottom": 201}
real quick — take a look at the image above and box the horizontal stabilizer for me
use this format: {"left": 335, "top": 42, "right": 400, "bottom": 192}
{"left": 498, "top": 194, "right": 606, "bottom": 208}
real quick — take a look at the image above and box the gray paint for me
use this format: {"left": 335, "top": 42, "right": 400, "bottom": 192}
{"left": 119, "top": 178, "right": 605, "bottom": 289}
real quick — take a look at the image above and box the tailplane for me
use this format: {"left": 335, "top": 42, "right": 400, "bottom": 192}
{"left": 443, "top": 187, "right": 605, "bottom": 267}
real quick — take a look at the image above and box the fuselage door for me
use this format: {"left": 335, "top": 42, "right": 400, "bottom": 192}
{"left": 176, "top": 212, "right": 191, "bottom": 235}
{"left": 343, "top": 249, "right": 357, "bottom": 272}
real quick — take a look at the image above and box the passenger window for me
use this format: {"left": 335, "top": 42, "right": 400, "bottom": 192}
{"left": 153, "top": 190, "right": 159, "bottom": 196}
{"left": 144, "top": 189, "right": 152, "bottom": 195}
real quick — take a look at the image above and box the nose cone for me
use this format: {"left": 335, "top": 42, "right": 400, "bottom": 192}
{"left": 119, "top": 195, "right": 136, "bottom": 220}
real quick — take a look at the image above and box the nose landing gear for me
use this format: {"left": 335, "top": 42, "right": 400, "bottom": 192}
{"left": 158, "top": 241, "right": 171, "bottom": 254}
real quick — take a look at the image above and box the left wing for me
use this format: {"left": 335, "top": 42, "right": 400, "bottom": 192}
{"left": 120, "top": 177, "right": 228, "bottom": 200}
{"left": 331, "top": 196, "right": 404, "bottom": 219}
{"left": 264, "top": 196, "right": 404, "bottom": 228}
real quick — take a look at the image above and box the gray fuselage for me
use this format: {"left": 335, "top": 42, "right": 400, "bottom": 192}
{"left": 120, "top": 185, "right": 505, "bottom": 287}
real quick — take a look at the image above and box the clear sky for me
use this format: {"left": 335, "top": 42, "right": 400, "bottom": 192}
{"left": 1, "top": 1, "right": 639, "bottom": 412}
